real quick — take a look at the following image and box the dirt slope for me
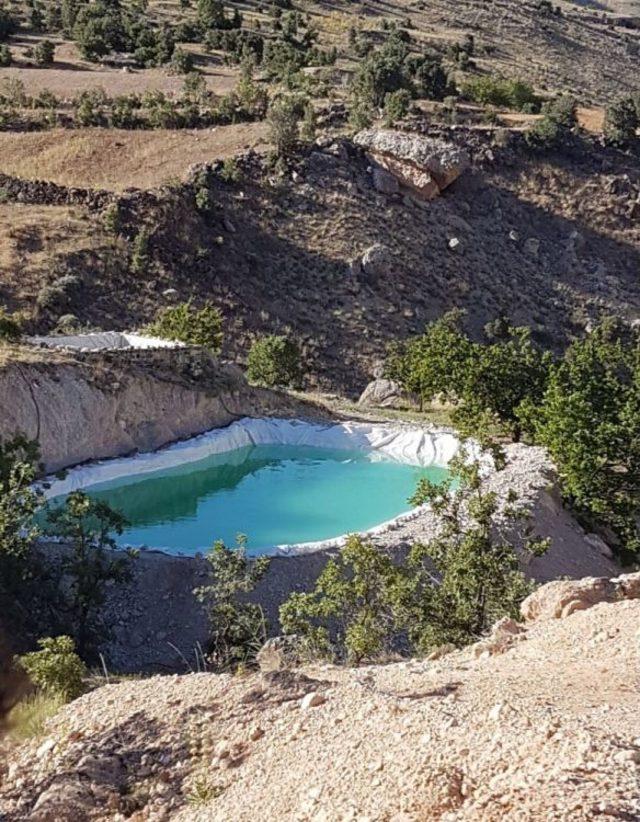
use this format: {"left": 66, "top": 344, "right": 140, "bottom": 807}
{"left": 1, "top": 576, "right": 638, "bottom": 821}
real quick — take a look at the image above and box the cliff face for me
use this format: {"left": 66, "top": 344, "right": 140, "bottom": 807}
{"left": 0, "top": 348, "right": 327, "bottom": 473}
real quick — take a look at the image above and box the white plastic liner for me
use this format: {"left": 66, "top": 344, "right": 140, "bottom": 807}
{"left": 42, "top": 417, "right": 477, "bottom": 555}
{"left": 27, "top": 331, "right": 183, "bottom": 351}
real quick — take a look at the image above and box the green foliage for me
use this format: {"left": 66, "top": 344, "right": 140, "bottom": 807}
{"left": 246, "top": 334, "right": 302, "bottom": 388}
{"left": 171, "top": 47, "right": 194, "bottom": 74}
{"left": 351, "top": 30, "right": 412, "bottom": 110}
{"left": 17, "top": 636, "right": 86, "bottom": 702}
{"left": 34, "top": 39, "right": 54, "bottom": 66}
{"left": 131, "top": 226, "right": 151, "bottom": 274}
{"left": 266, "top": 96, "right": 299, "bottom": 158}
{"left": 194, "top": 536, "right": 270, "bottom": 669}
{"left": 604, "top": 97, "right": 638, "bottom": 147}
{"left": 405, "top": 449, "right": 547, "bottom": 652}
{"left": 383, "top": 88, "right": 411, "bottom": 125}
{"left": 280, "top": 454, "right": 545, "bottom": 662}
{"left": 280, "top": 534, "right": 405, "bottom": 663}
{"left": 534, "top": 320, "right": 640, "bottom": 557}
{"left": 299, "top": 100, "right": 317, "bottom": 143}
{"left": 220, "top": 156, "right": 240, "bottom": 183}
{"left": 0, "top": 305, "right": 22, "bottom": 341}
{"left": 146, "top": 300, "right": 223, "bottom": 352}
{"left": 386, "top": 312, "right": 551, "bottom": 440}
{"left": 45, "top": 491, "right": 134, "bottom": 655}
{"left": 461, "top": 75, "right": 539, "bottom": 112}
{"left": 525, "top": 95, "right": 577, "bottom": 148}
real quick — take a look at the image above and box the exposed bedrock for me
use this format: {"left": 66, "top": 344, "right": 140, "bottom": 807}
{"left": 0, "top": 348, "right": 330, "bottom": 473}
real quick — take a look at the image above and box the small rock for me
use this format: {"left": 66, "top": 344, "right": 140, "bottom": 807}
{"left": 301, "top": 692, "right": 326, "bottom": 710}
{"left": 448, "top": 237, "right": 462, "bottom": 252}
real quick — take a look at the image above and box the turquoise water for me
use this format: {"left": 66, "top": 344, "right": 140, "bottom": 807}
{"left": 44, "top": 445, "right": 450, "bottom": 555}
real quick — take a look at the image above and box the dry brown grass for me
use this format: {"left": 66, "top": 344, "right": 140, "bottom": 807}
{"left": 0, "top": 124, "right": 269, "bottom": 190}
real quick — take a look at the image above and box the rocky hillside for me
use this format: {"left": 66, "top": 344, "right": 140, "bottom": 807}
{"left": 1, "top": 572, "right": 638, "bottom": 821}
{"left": 2, "top": 127, "right": 640, "bottom": 394}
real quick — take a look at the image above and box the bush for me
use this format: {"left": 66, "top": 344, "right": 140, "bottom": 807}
{"left": 280, "top": 534, "right": 405, "bottom": 663}
{"left": 17, "top": 636, "right": 86, "bottom": 702}
{"left": 146, "top": 300, "right": 224, "bottom": 352}
{"left": 34, "top": 39, "right": 55, "bottom": 66}
{"left": 280, "top": 451, "right": 547, "bottom": 662}
{"left": 461, "top": 75, "right": 539, "bottom": 112}
{"left": 266, "top": 96, "right": 299, "bottom": 158}
{"left": 0, "top": 306, "right": 22, "bottom": 341}
{"left": 171, "top": 47, "right": 194, "bottom": 74}
{"left": 525, "top": 95, "right": 577, "bottom": 149}
{"left": 0, "top": 43, "right": 11, "bottom": 66}
{"left": 383, "top": 88, "right": 411, "bottom": 125}
{"left": 194, "top": 536, "right": 270, "bottom": 669}
{"left": 604, "top": 97, "right": 638, "bottom": 146}
{"left": 45, "top": 492, "right": 134, "bottom": 655}
{"left": 246, "top": 334, "right": 301, "bottom": 388}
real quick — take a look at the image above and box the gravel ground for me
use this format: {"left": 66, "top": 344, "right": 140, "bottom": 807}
{"left": 1, "top": 580, "right": 638, "bottom": 821}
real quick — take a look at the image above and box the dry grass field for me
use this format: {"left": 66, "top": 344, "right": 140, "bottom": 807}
{"left": 0, "top": 124, "right": 269, "bottom": 189}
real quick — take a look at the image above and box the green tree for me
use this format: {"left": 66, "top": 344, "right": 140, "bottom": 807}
{"left": 17, "top": 636, "right": 86, "bottom": 702}
{"left": 194, "top": 536, "right": 270, "bottom": 669}
{"left": 45, "top": 492, "right": 134, "bottom": 656}
{"left": 404, "top": 448, "right": 548, "bottom": 652}
{"left": 146, "top": 300, "right": 224, "bottom": 352}
{"left": 534, "top": 319, "right": 640, "bottom": 558}
{"left": 246, "top": 334, "right": 301, "bottom": 388}
{"left": 280, "top": 534, "right": 406, "bottom": 663}
{"left": 197, "top": 0, "right": 225, "bottom": 29}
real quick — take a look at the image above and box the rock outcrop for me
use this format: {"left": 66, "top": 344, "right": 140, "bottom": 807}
{"left": 520, "top": 571, "right": 640, "bottom": 621}
{"left": 0, "top": 348, "right": 329, "bottom": 473}
{"left": 354, "top": 129, "right": 470, "bottom": 200}
{"left": 357, "top": 377, "right": 414, "bottom": 408}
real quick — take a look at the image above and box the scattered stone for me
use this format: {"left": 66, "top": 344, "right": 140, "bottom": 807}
{"left": 301, "top": 692, "right": 326, "bottom": 709}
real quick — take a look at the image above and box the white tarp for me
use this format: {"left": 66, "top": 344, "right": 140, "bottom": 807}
{"left": 27, "top": 332, "right": 183, "bottom": 351}
{"left": 43, "top": 417, "right": 467, "bottom": 501}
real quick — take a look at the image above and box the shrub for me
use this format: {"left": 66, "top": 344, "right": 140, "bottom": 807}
{"left": 280, "top": 534, "right": 405, "bottom": 663}
{"left": 383, "top": 88, "right": 411, "bottom": 125}
{"left": 0, "top": 306, "right": 21, "bottom": 341}
{"left": 171, "top": 47, "right": 194, "bottom": 74}
{"left": 146, "top": 300, "right": 224, "bottom": 352}
{"left": 34, "top": 39, "right": 55, "bottom": 66}
{"left": 461, "top": 75, "right": 539, "bottom": 112}
{"left": 194, "top": 536, "right": 270, "bottom": 670}
{"left": 0, "top": 44, "right": 11, "bottom": 67}
{"left": 402, "top": 450, "right": 547, "bottom": 652}
{"left": 246, "top": 334, "right": 301, "bottom": 388}
{"left": 45, "top": 492, "right": 134, "bottom": 656}
{"left": 604, "top": 97, "right": 638, "bottom": 146}
{"left": 525, "top": 95, "right": 577, "bottom": 148}
{"left": 17, "top": 636, "right": 86, "bottom": 702}
{"left": 130, "top": 226, "right": 151, "bottom": 274}
{"left": 266, "top": 96, "right": 299, "bottom": 158}
{"left": 299, "top": 100, "right": 317, "bottom": 143}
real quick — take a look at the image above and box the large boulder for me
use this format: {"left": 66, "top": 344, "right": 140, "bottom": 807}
{"left": 358, "top": 378, "right": 404, "bottom": 408}
{"left": 520, "top": 572, "right": 640, "bottom": 622}
{"left": 354, "top": 129, "right": 470, "bottom": 200}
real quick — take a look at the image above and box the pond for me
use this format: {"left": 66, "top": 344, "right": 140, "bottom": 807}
{"left": 44, "top": 443, "right": 451, "bottom": 555}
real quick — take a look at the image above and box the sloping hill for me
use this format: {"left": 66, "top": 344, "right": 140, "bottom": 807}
{"left": 1, "top": 574, "right": 638, "bottom": 820}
